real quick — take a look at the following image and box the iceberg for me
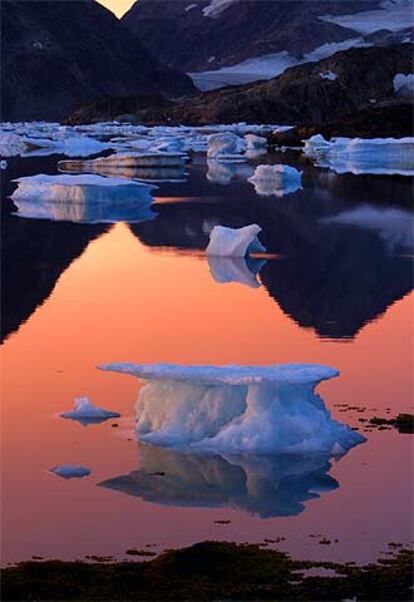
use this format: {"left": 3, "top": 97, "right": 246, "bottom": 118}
{"left": 245, "top": 134, "right": 268, "bottom": 150}
{"left": 207, "top": 132, "right": 246, "bottom": 161}
{"left": 49, "top": 465, "right": 91, "bottom": 479}
{"left": 393, "top": 73, "right": 414, "bottom": 98}
{"left": 60, "top": 397, "right": 121, "bottom": 425}
{"left": 99, "top": 363, "right": 365, "bottom": 454}
{"left": 207, "top": 256, "right": 265, "bottom": 288}
{"left": 303, "top": 136, "right": 414, "bottom": 176}
{"left": 11, "top": 174, "right": 156, "bottom": 205}
{"left": 248, "top": 164, "right": 303, "bottom": 197}
{"left": 206, "top": 224, "right": 266, "bottom": 257}
{"left": 0, "top": 133, "right": 30, "bottom": 157}
{"left": 99, "top": 445, "right": 339, "bottom": 517}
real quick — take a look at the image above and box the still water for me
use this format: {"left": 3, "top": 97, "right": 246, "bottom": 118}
{"left": 1, "top": 151, "right": 413, "bottom": 565}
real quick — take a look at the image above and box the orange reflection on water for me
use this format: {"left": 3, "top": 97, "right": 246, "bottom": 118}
{"left": 2, "top": 222, "right": 413, "bottom": 563}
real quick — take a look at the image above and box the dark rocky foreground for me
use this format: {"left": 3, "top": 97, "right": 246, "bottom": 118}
{"left": 2, "top": 541, "right": 412, "bottom": 601}
{"left": 67, "top": 44, "right": 414, "bottom": 137}
{"left": 0, "top": 0, "right": 195, "bottom": 122}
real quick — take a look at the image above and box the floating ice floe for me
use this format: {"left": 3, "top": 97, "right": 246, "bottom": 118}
{"left": 206, "top": 224, "right": 266, "bottom": 257}
{"left": 0, "top": 160, "right": 7, "bottom": 170}
{"left": 207, "top": 132, "right": 246, "bottom": 161}
{"left": 50, "top": 465, "right": 91, "bottom": 479}
{"left": 303, "top": 135, "right": 414, "bottom": 176}
{"left": 58, "top": 156, "right": 187, "bottom": 182}
{"left": 99, "top": 363, "right": 365, "bottom": 454}
{"left": 11, "top": 174, "right": 156, "bottom": 204}
{"left": 99, "top": 444, "right": 340, "bottom": 517}
{"left": 248, "top": 164, "right": 303, "bottom": 197}
{"left": 0, "top": 133, "right": 31, "bottom": 157}
{"left": 393, "top": 73, "right": 414, "bottom": 98}
{"left": 60, "top": 397, "right": 121, "bottom": 425}
{"left": 207, "top": 256, "right": 266, "bottom": 288}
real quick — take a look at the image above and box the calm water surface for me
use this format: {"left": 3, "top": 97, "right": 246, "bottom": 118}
{"left": 1, "top": 151, "right": 413, "bottom": 565}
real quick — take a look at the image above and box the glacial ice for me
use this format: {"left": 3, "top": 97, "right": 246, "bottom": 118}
{"left": 245, "top": 134, "right": 268, "bottom": 150}
{"left": 60, "top": 397, "right": 121, "bottom": 425}
{"left": 49, "top": 465, "right": 91, "bottom": 479}
{"left": 206, "top": 224, "right": 266, "bottom": 257}
{"left": 99, "top": 363, "right": 365, "bottom": 454}
{"left": 99, "top": 445, "right": 340, "bottom": 517}
{"left": 0, "top": 133, "right": 31, "bottom": 157}
{"left": 393, "top": 73, "right": 414, "bottom": 98}
{"left": 303, "top": 135, "right": 414, "bottom": 176}
{"left": 11, "top": 174, "right": 156, "bottom": 205}
{"left": 248, "top": 164, "right": 303, "bottom": 197}
{"left": 207, "top": 132, "right": 246, "bottom": 161}
{"left": 207, "top": 256, "right": 265, "bottom": 288}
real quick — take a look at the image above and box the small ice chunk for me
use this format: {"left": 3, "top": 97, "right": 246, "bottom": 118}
{"left": 0, "top": 133, "right": 29, "bottom": 157}
{"left": 60, "top": 397, "right": 120, "bottom": 425}
{"left": 0, "top": 159, "right": 8, "bottom": 169}
{"left": 393, "top": 73, "right": 414, "bottom": 98}
{"left": 248, "top": 164, "right": 302, "bottom": 197}
{"left": 50, "top": 465, "right": 91, "bottom": 479}
{"left": 207, "top": 132, "right": 246, "bottom": 159}
{"left": 206, "top": 224, "right": 266, "bottom": 257}
{"left": 319, "top": 71, "right": 337, "bottom": 81}
{"left": 245, "top": 134, "right": 268, "bottom": 150}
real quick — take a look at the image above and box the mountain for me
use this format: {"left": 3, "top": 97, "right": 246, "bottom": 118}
{"left": 68, "top": 43, "right": 413, "bottom": 131}
{"left": 122, "top": 0, "right": 413, "bottom": 89}
{"left": 0, "top": 0, "right": 195, "bottom": 122}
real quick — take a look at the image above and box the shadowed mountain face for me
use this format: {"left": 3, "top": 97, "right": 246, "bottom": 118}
{"left": 0, "top": 0, "right": 195, "bottom": 122}
{"left": 122, "top": 0, "right": 381, "bottom": 72}
{"left": 130, "top": 164, "right": 413, "bottom": 340}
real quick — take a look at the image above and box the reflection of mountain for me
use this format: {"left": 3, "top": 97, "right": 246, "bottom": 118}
{"left": 130, "top": 171, "right": 413, "bottom": 339}
{"left": 1, "top": 213, "right": 107, "bottom": 341}
{"left": 99, "top": 444, "right": 339, "bottom": 518}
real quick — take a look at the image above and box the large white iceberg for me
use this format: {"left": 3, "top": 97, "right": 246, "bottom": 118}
{"left": 206, "top": 224, "right": 266, "bottom": 257}
{"left": 99, "top": 445, "right": 339, "bottom": 517}
{"left": 248, "top": 164, "right": 303, "bottom": 197}
{"left": 49, "top": 465, "right": 91, "bottom": 479}
{"left": 207, "top": 132, "right": 246, "bottom": 161}
{"left": 11, "top": 174, "right": 156, "bottom": 205}
{"left": 303, "top": 135, "right": 414, "bottom": 176}
{"left": 60, "top": 397, "right": 121, "bottom": 425}
{"left": 99, "top": 363, "right": 365, "bottom": 454}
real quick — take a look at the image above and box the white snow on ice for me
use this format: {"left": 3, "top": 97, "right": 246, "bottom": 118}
{"left": 98, "top": 363, "right": 365, "bottom": 454}
{"left": 206, "top": 224, "right": 266, "bottom": 257}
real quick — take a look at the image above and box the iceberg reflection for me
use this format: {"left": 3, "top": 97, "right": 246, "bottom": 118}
{"left": 207, "top": 255, "right": 266, "bottom": 288}
{"left": 99, "top": 444, "right": 339, "bottom": 518}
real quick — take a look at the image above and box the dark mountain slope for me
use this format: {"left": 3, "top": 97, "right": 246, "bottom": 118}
{"left": 0, "top": 0, "right": 195, "bottom": 122}
{"left": 122, "top": 0, "right": 380, "bottom": 72}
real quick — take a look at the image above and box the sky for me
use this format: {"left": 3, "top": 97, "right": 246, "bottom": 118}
{"left": 97, "top": 0, "right": 136, "bottom": 18}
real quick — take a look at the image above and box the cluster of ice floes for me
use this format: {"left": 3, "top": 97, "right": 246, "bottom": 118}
{"left": 11, "top": 174, "right": 156, "bottom": 224}
{"left": 206, "top": 224, "right": 266, "bottom": 257}
{"left": 99, "top": 363, "right": 365, "bottom": 454}
{"left": 248, "top": 164, "right": 303, "bottom": 197}
{"left": 303, "top": 135, "right": 414, "bottom": 176}
{"left": 60, "top": 397, "right": 121, "bottom": 426}
{"left": 50, "top": 465, "right": 91, "bottom": 479}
